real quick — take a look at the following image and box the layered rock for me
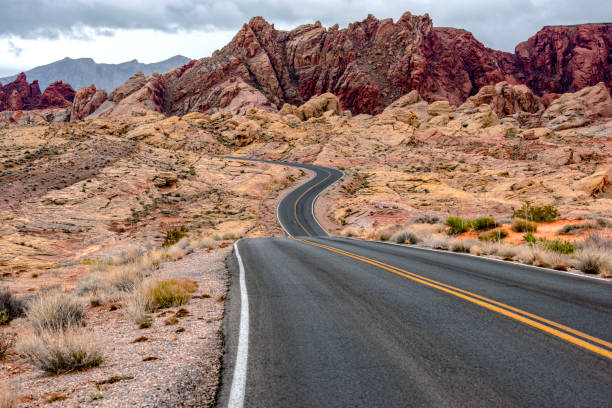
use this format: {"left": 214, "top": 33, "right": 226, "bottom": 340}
{"left": 461, "top": 82, "right": 543, "bottom": 118}
{"left": 71, "top": 85, "right": 108, "bottom": 120}
{"left": 37, "top": 81, "right": 75, "bottom": 109}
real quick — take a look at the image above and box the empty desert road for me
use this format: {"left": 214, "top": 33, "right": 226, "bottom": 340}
{"left": 218, "top": 158, "right": 612, "bottom": 408}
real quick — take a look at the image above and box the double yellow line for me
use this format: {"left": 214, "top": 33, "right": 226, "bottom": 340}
{"left": 294, "top": 237, "right": 612, "bottom": 360}
{"left": 292, "top": 170, "right": 332, "bottom": 237}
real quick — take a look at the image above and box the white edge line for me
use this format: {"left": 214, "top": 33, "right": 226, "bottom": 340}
{"left": 228, "top": 240, "right": 249, "bottom": 408}
{"left": 339, "top": 236, "right": 611, "bottom": 284}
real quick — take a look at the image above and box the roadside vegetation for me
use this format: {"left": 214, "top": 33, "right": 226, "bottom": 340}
{"left": 343, "top": 204, "right": 611, "bottom": 278}
{"left": 1, "top": 228, "right": 239, "bottom": 379}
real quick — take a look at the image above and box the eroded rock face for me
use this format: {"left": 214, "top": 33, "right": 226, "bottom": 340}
{"left": 461, "top": 81, "right": 543, "bottom": 118}
{"left": 0, "top": 73, "right": 75, "bottom": 112}
{"left": 514, "top": 24, "right": 612, "bottom": 95}
{"left": 145, "top": 14, "right": 610, "bottom": 116}
{"left": 541, "top": 82, "right": 612, "bottom": 130}
{"left": 37, "top": 81, "right": 76, "bottom": 109}
{"left": 71, "top": 85, "right": 108, "bottom": 120}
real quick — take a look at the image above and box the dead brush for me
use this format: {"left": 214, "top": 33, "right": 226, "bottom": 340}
{"left": 0, "top": 382, "right": 15, "bottom": 408}
{"left": 0, "top": 331, "right": 14, "bottom": 360}
{"left": 26, "top": 290, "right": 84, "bottom": 333}
{"left": 17, "top": 329, "right": 104, "bottom": 374}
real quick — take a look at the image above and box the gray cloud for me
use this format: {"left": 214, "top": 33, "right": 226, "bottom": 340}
{"left": 7, "top": 40, "right": 23, "bottom": 57}
{"left": 1, "top": 0, "right": 610, "bottom": 51}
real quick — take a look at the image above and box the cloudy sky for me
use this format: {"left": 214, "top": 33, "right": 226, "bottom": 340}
{"left": 1, "top": 0, "right": 610, "bottom": 76}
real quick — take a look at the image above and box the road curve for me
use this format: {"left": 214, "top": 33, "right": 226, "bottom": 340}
{"left": 218, "top": 159, "right": 612, "bottom": 408}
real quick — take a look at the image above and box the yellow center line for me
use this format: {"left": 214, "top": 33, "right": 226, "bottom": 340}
{"left": 291, "top": 170, "right": 332, "bottom": 237}
{"left": 294, "top": 237, "right": 612, "bottom": 360}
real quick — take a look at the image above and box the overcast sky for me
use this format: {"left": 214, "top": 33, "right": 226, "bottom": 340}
{"left": 0, "top": 0, "right": 610, "bottom": 77}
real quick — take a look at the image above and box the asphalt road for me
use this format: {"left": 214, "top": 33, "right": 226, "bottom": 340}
{"left": 218, "top": 159, "right": 612, "bottom": 407}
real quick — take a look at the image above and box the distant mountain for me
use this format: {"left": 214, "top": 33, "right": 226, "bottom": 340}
{"left": 0, "top": 55, "right": 191, "bottom": 92}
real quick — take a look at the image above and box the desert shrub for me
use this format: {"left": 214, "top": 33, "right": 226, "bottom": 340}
{"left": 76, "top": 274, "right": 111, "bottom": 297}
{"left": 27, "top": 290, "right": 84, "bottom": 333}
{"left": 512, "top": 201, "right": 559, "bottom": 222}
{"left": 412, "top": 215, "right": 441, "bottom": 224}
{"left": 124, "top": 293, "right": 152, "bottom": 328}
{"left": 490, "top": 243, "right": 519, "bottom": 259}
{"left": 523, "top": 231, "right": 537, "bottom": 244}
{"left": 141, "top": 278, "right": 197, "bottom": 309}
{"left": 166, "top": 245, "right": 186, "bottom": 261}
{"left": 575, "top": 249, "right": 610, "bottom": 275}
{"left": 194, "top": 237, "right": 218, "bottom": 250}
{"left": 341, "top": 227, "right": 361, "bottom": 238}
{"left": 425, "top": 235, "right": 449, "bottom": 249}
{"left": 511, "top": 219, "right": 537, "bottom": 233}
{"left": 470, "top": 217, "right": 497, "bottom": 231}
{"left": 557, "top": 220, "right": 598, "bottom": 235}
{"left": 391, "top": 230, "right": 422, "bottom": 244}
{"left": 162, "top": 226, "right": 188, "bottom": 248}
{"left": 469, "top": 245, "right": 482, "bottom": 255}
{"left": 17, "top": 330, "right": 104, "bottom": 373}
{"left": 0, "top": 331, "right": 14, "bottom": 359}
{"left": 478, "top": 228, "right": 508, "bottom": 242}
{"left": 450, "top": 239, "right": 477, "bottom": 253}
{"left": 446, "top": 217, "right": 469, "bottom": 235}
{"left": 537, "top": 238, "right": 575, "bottom": 254}
{"left": 0, "top": 288, "right": 26, "bottom": 325}
{"left": 377, "top": 231, "right": 392, "bottom": 241}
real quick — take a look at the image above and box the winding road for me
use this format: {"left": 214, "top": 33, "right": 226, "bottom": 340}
{"left": 218, "top": 158, "right": 612, "bottom": 408}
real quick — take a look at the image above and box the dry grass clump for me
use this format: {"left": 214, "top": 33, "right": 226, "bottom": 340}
{"left": 391, "top": 229, "right": 422, "bottom": 244}
{"left": 17, "top": 330, "right": 104, "bottom": 374}
{"left": 489, "top": 242, "right": 520, "bottom": 259}
{"left": 469, "top": 245, "right": 482, "bottom": 256}
{"left": 478, "top": 228, "right": 508, "bottom": 242}
{"left": 0, "top": 288, "right": 26, "bottom": 325}
{"left": 192, "top": 237, "right": 218, "bottom": 250}
{"left": 140, "top": 278, "right": 197, "bottom": 309}
{"left": 575, "top": 249, "right": 611, "bottom": 276}
{"left": 341, "top": 226, "right": 362, "bottom": 238}
{"left": 450, "top": 239, "right": 478, "bottom": 253}
{"left": 124, "top": 293, "right": 152, "bottom": 329}
{"left": 511, "top": 219, "right": 537, "bottom": 233}
{"left": 0, "top": 382, "right": 15, "bottom": 408}
{"left": 424, "top": 235, "right": 449, "bottom": 249}
{"left": 27, "top": 290, "right": 84, "bottom": 333}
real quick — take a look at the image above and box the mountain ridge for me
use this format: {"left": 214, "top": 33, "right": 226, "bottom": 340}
{"left": 0, "top": 55, "right": 191, "bottom": 92}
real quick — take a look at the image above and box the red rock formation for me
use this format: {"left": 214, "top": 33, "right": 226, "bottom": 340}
{"left": 514, "top": 24, "right": 611, "bottom": 95}
{"left": 153, "top": 13, "right": 609, "bottom": 116}
{"left": 0, "top": 73, "right": 75, "bottom": 112}
{"left": 71, "top": 85, "right": 108, "bottom": 120}
{"left": 0, "top": 72, "right": 41, "bottom": 110}
{"left": 37, "top": 81, "right": 76, "bottom": 109}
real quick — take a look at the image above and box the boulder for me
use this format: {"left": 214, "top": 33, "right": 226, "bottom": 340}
{"left": 461, "top": 81, "right": 542, "bottom": 118}
{"left": 153, "top": 171, "right": 178, "bottom": 188}
{"left": 296, "top": 93, "right": 342, "bottom": 121}
{"left": 541, "top": 82, "right": 612, "bottom": 130}
{"left": 426, "top": 100, "right": 453, "bottom": 116}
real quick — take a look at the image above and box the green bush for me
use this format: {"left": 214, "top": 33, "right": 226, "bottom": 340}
{"left": 524, "top": 231, "right": 536, "bottom": 244}
{"left": 512, "top": 201, "right": 559, "bottom": 222}
{"left": 162, "top": 226, "right": 188, "bottom": 248}
{"left": 512, "top": 219, "right": 537, "bottom": 233}
{"left": 446, "top": 217, "right": 469, "bottom": 235}
{"left": 538, "top": 238, "right": 576, "bottom": 254}
{"left": 470, "top": 217, "right": 497, "bottom": 231}
{"left": 478, "top": 229, "right": 508, "bottom": 242}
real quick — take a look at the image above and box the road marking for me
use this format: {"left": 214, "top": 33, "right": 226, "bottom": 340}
{"left": 291, "top": 170, "right": 332, "bottom": 237}
{"left": 296, "top": 238, "right": 612, "bottom": 360}
{"left": 228, "top": 241, "right": 249, "bottom": 408}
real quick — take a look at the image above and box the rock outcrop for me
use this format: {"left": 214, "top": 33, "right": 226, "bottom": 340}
{"left": 514, "top": 24, "right": 611, "bottom": 95}
{"left": 461, "top": 82, "right": 543, "bottom": 118}
{"left": 541, "top": 82, "right": 612, "bottom": 130}
{"left": 0, "top": 73, "right": 75, "bottom": 113}
{"left": 71, "top": 85, "right": 108, "bottom": 120}
{"left": 129, "top": 13, "right": 610, "bottom": 116}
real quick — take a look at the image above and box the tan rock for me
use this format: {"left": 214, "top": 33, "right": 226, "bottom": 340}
{"left": 297, "top": 93, "right": 342, "bottom": 121}
{"left": 153, "top": 171, "right": 178, "bottom": 188}
{"left": 427, "top": 100, "right": 453, "bottom": 116}
{"left": 541, "top": 82, "right": 612, "bottom": 130}
{"left": 385, "top": 90, "right": 421, "bottom": 110}
{"left": 574, "top": 170, "right": 611, "bottom": 197}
